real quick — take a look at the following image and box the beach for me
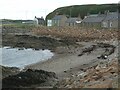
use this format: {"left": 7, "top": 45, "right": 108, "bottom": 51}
{"left": 25, "top": 40, "right": 118, "bottom": 78}
{"left": 1, "top": 27, "right": 119, "bottom": 88}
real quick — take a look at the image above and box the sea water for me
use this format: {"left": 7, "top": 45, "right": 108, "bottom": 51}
{"left": 0, "top": 47, "right": 54, "bottom": 68}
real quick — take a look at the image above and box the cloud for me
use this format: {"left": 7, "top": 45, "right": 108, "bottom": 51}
{"left": 0, "top": 0, "right": 119, "bottom": 19}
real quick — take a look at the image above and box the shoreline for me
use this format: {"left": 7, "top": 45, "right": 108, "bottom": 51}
{"left": 2, "top": 39, "right": 116, "bottom": 72}
{"left": 1, "top": 40, "right": 118, "bottom": 88}
{"left": 2, "top": 39, "right": 118, "bottom": 73}
{"left": 24, "top": 41, "right": 105, "bottom": 73}
{"left": 1, "top": 32, "right": 118, "bottom": 88}
{"left": 1, "top": 26, "right": 119, "bottom": 88}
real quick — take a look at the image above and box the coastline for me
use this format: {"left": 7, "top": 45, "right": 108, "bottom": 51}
{"left": 2, "top": 32, "right": 118, "bottom": 88}
{"left": 24, "top": 41, "right": 110, "bottom": 73}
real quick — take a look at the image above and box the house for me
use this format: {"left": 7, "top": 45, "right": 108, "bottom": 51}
{"left": 66, "top": 17, "right": 82, "bottom": 27}
{"left": 81, "top": 11, "right": 119, "bottom": 29}
{"left": 102, "top": 12, "right": 119, "bottom": 28}
{"left": 34, "top": 16, "right": 45, "bottom": 25}
{"left": 81, "top": 14, "right": 106, "bottom": 28}
{"left": 52, "top": 15, "right": 67, "bottom": 26}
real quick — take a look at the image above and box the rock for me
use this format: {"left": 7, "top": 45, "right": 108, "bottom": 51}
{"left": 2, "top": 69, "right": 57, "bottom": 88}
{"left": 78, "top": 53, "right": 83, "bottom": 56}
{"left": 95, "top": 65, "right": 101, "bottom": 70}
{"left": 97, "top": 54, "right": 108, "bottom": 59}
{"left": 18, "top": 48, "right": 24, "bottom": 50}
{"left": 92, "top": 74, "right": 102, "bottom": 81}
{"left": 77, "top": 71, "right": 88, "bottom": 78}
{"left": 87, "top": 80, "right": 113, "bottom": 88}
{"left": 64, "top": 70, "right": 67, "bottom": 73}
{"left": 1, "top": 65, "right": 20, "bottom": 79}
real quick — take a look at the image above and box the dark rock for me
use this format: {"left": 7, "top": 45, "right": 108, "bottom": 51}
{"left": 97, "top": 55, "right": 108, "bottom": 59}
{"left": 78, "top": 53, "right": 83, "bottom": 56}
{"left": 3, "top": 34, "right": 76, "bottom": 51}
{"left": 79, "top": 45, "right": 97, "bottom": 56}
{"left": 1, "top": 65, "right": 20, "bottom": 79}
{"left": 110, "top": 71, "right": 115, "bottom": 74}
{"left": 34, "top": 48, "right": 39, "bottom": 50}
{"left": 2, "top": 69, "right": 57, "bottom": 88}
{"left": 97, "top": 43, "right": 113, "bottom": 48}
{"left": 64, "top": 71, "right": 67, "bottom": 73}
{"left": 18, "top": 48, "right": 24, "bottom": 50}
{"left": 82, "top": 45, "right": 96, "bottom": 53}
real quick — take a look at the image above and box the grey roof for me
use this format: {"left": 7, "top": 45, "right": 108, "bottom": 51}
{"left": 103, "top": 12, "right": 118, "bottom": 21}
{"left": 82, "top": 14, "right": 106, "bottom": 23}
{"left": 52, "top": 15, "right": 66, "bottom": 20}
{"left": 66, "top": 18, "right": 82, "bottom": 23}
{"left": 35, "top": 16, "right": 44, "bottom": 21}
{"left": 36, "top": 18, "right": 44, "bottom": 21}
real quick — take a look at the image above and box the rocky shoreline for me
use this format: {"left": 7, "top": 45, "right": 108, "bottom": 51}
{"left": 2, "top": 69, "right": 57, "bottom": 88}
{"left": 1, "top": 32, "right": 119, "bottom": 89}
{"left": 55, "top": 58, "right": 118, "bottom": 88}
{"left": 2, "top": 34, "right": 77, "bottom": 51}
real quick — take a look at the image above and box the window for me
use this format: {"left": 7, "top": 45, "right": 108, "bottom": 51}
{"left": 102, "top": 22, "right": 107, "bottom": 27}
{"left": 110, "top": 22, "right": 112, "bottom": 27}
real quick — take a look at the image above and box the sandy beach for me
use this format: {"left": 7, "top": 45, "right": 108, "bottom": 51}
{"left": 2, "top": 29, "right": 118, "bottom": 88}
{"left": 25, "top": 40, "right": 118, "bottom": 75}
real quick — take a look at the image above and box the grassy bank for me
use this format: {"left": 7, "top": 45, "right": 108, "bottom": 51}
{"left": 32, "top": 26, "right": 118, "bottom": 41}
{"left": 2, "top": 23, "right": 36, "bottom": 30}
{"left": 2, "top": 24, "right": 119, "bottom": 41}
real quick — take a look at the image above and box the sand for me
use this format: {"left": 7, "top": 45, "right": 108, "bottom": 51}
{"left": 25, "top": 41, "right": 115, "bottom": 74}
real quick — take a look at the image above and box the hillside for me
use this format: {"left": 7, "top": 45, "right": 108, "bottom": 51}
{"left": 2, "top": 19, "right": 33, "bottom": 24}
{"left": 46, "top": 4, "right": 118, "bottom": 20}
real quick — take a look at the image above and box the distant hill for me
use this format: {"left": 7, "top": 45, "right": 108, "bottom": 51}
{"left": 2, "top": 19, "right": 33, "bottom": 24}
{"left": 2, "top": 19, "right": 34, "bottom": 25}
{"left": 46, "top": 4, "right": 118, "bottom": 20}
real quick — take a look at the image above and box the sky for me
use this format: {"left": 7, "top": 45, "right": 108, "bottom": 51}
{"left": 0, "top": 0, "right": 119, "bottom": 20}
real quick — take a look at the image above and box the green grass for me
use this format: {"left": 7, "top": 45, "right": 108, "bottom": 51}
{"left": 46, "top": 4, "right": 118, "bottom": 19}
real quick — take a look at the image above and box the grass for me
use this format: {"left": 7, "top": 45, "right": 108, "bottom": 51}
{"left": 2, "top": 23, "right": 36, "bottom": 30}
{"left": 2, "top": 23, "right": 118, "bottom": 41}
{"left": 32, "top": 26, "right": 118, "bottom": 41}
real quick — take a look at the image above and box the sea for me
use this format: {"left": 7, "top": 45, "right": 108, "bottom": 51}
{"left": 0, "top": 47, "right": 54, "bottom": 69}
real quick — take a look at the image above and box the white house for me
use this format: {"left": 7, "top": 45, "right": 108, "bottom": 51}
{"left": 34, "top": 16, "right": 45, "bottom": 25}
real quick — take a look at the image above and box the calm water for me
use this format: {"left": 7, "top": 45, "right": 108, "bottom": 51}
{"left": 1, "top": 47, "right": 54, "bottom": 68}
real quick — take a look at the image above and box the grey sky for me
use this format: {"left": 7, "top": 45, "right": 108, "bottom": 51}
{"left": 0, "top": 0, "right": 119, "bottom": 20}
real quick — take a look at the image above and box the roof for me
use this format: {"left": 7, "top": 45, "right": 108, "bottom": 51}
{"left": 36, "top": 18, "right": 44, "bottom": 21}
{"left": 35, "top": 16, "right": 44, "bottom": 21}
{"left": 82, "top": 14, "right": 106, "bottom": 23}
{"left": 52, "top": 15, "right": 67, "bottom": 20}
{"left": 103, "top": 12, "right": 118, "bottom": 21}
{"left": 66, "top": 18, "right": 82, "bottom": 23}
